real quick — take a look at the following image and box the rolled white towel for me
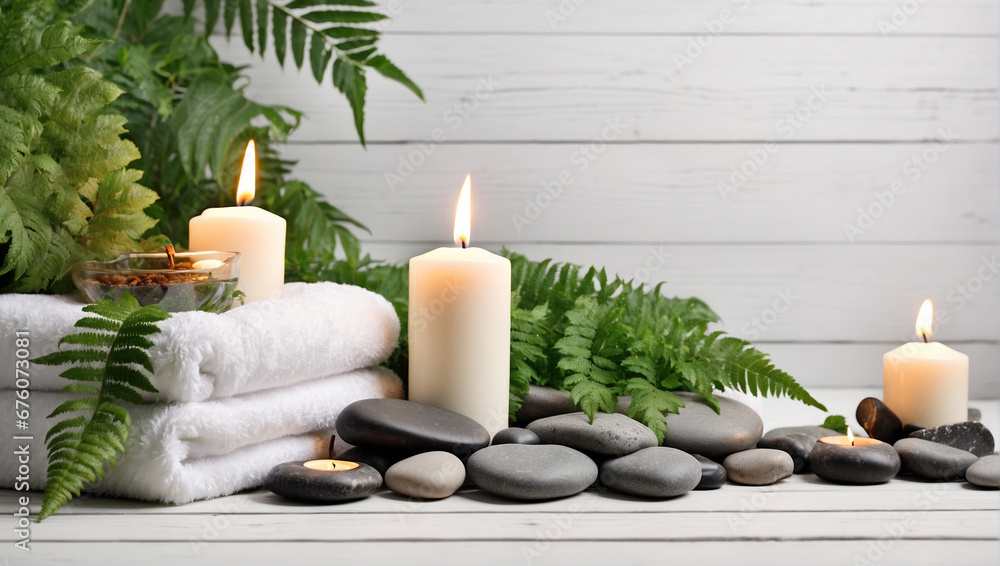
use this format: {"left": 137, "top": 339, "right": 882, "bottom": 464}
{"left": 0, "top": 281, "right": 400, "bottom": 402}
{"left": 0, "top": 367, "right": 402, "bottom": 504}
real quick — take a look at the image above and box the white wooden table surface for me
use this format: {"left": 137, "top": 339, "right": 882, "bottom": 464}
{"left": 2, "top": 388, "right": 997, "bottom": 565}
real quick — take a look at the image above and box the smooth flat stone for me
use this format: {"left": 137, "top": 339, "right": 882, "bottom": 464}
{"left": 526, "top": 412, "right": 657, "bottom": 456}
{"left": 893, "top": 438, "right": 979, "bottom": 481}
{"left": 856, "top": 397, "right": 904, "bottom": 444}
{"left": 969, "top": 408, "right": 982, "bottom": 422}
{"left": 692, "top": 454, "right": 727, "bottom": 490}
{"left": 599, "top": 447, "right": 702, "bottom": 498}
{"left": 467, "top": 444, "right": 598, "bottom": 500}
{"left": 762, "top": 426, "right": 837, "bottom": 453}
{"left": 662, "top": 393, "right": 763, "bottom": 459}
{"left": 337, "top": 399, "right": 490, "bottom": 459}
{"left": 966, "top": 455, "right": 1000, "bottom": 488}
{"left": 336, "top": 446, "right": 412, "bottom": 477}
{"left": 266, "top": 461, "right": 382, "bottom": 503}
{"left": 492, "top": 427, "right": 540, "bottom": 445}
{"left": 908, "top": 421, "right": 995, "bottom": 457}
{"left": 809, "top": 440, "right": 901, "bottom": 484}
{"left": 723, "top": 449, "right": 794, "bottom": 486}
{"left": 384, "top": 452, "right": 465, "bottom": 500}
{"left": 515, "top": 385, "right": 630, "bottom": 424}
{"left": 902, "top": 424, "right": 925, "bottom": 436}
{"left": 757, "top": 435, "right": 809, "bottom": 473}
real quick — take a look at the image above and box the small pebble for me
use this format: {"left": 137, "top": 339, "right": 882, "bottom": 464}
{"left": 384, "top": 452, "right": 465, "bottom": 500}
{"left": 908, "top": 421, "right": 995, "bottom": 457}
{"left": 723, "top": 449, "right": 794, "bottom": 486}
{"left": 692, "top": 454, "right": 727, "bottom": 490}
{"left": 966, "top": 455, "right": 1000, "bottom": 488}
{"left": 599, "top": 447, "right": 702, "bottom": 498}
{"left": 492, "top": 427, "right": 540, "bottom": 445}
{"left": 757, "top": 435, "right": 809, "bottom": 473}
{"left": 968, "top": 408, "right": 982, "bottom": 422}
{"left": 856, "top": 397, "right": 904, "bottom": 444}
{"left": 894, "top": 438, "right": 978, "bottom": 481}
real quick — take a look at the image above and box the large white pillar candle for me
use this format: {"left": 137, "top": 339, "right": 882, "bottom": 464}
{"left": 189, "top": 141, "right": 286, "bottom": 304}
{"left": 408, "top": 175, "right": 511, "bottom": 437}
{"left": 883, "top": 300, "right": 968, "bottom": 427}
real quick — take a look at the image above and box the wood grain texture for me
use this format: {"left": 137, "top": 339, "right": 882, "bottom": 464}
{"left": 376, "top": 0, "right": 1000, "bottom": 35}
{"left": 283, "top": 143, "right": 999, "bottom": 244}
{"left": 212, "top": 35, "right": 998, "bottom": 142}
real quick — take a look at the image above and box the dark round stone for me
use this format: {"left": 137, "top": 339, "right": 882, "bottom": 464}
{"left": 894, "top": 438, "right": 979, "bottom": 480}
{"left": 599, "top": 447, "right": 701, "bottom": 498}
{"left": 337, "top": 399, "right": 490, "bottom": 459}
{"left": 908, "top": 421, "right": 995, "bottom": 457}
{"left": 492, "top": 427, "right": 541, "bottom": 445}
{"left": 692, "top": 454, "right": 727, "bottom": 490}
{"left": 757, "top": 435, "right": 810, "bottom": 473}
{"left": 266, "top": 460, "right": 382, "bottom": 503}
{"left": 467, "top": 444, "right": 597, "bottom": 500}
{"left": 809, "top": 439, "right": 900, "bottom": 484}
{"left": 856, "top": 397, "right": 903, "bottom": 444}
{"left": 336, "top": 446, "right": 413, "bottom": 477}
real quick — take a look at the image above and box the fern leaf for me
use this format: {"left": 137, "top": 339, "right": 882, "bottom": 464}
{"left": 34, "top": 293, "right": 168, "bottom": 521}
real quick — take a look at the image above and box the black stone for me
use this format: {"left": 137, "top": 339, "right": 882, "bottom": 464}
{"left": 492, "top": 427, "right": 541, "bottom": 445}
{"left": 902, "top": 423, "right": 925, "bottom": 436}
{"left": 467, "top": 444, "right": 598, "bottom": 500}
{"left": 757, "top": 435, "right": 810, "bottom": 473}
{"left": 809, "top": 440, "right": 900, "bottom": 484}
{"left": 266, "top": 461, "right": 382, "bottom": 503}
{"left": 856, "top": 397, "right": 904, "bottom": 444}
{"left": 692, "top": 454, "right": 727, "bottom": 490}
{"left": 893, "top": 438, "right": 978, "bottom": 481}
{"left": 908, "top": 421, "right": 995, "bottom": 457}
{"left": 336, "top": 399, "right": 490, "bottom": 459}
{"left": 336, "top": 446, "right": 413, "bottom": 477}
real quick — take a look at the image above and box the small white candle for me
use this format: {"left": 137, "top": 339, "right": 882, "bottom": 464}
{"left": 189, "top": 140, "right": 286, "bottom": 304}
{"left": 408, "top": 175, "right": 511, "bottom": 437}
{"left": 883, "top": 300, "right": 969, "bottom": 427}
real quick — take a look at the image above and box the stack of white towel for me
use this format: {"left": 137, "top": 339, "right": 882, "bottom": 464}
{"left": 0, "top": 282, "right": 403, "bottom": 504}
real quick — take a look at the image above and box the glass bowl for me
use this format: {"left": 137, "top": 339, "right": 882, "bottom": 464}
{"left": 72, "top": 251, "right": 242, "bottom": 313}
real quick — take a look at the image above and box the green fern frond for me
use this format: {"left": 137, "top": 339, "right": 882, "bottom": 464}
{"left": 33, "top": 292, "right": 169, "bottom": 521}
{"left": 186, "top": 0, "right": 423, "bottom": 145}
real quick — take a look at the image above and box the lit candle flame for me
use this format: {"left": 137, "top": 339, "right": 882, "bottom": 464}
{"left": 453, "top": 174, "right": 472, "bottom": 248}
{"left": 235, "top": 140, "right": 256, "bottom": 206}
{"left": 846, "top": 428, "right": 855, "bottom": 446}
{"left": 915, "top": 299, "right": 933, "bottom": 343}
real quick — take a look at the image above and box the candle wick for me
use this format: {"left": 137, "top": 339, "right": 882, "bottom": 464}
{"left": 461, "top": 238, "right": 468, "bottom": 249}
{"left": 921, "top": 332, "right": 928, "bottom": 343}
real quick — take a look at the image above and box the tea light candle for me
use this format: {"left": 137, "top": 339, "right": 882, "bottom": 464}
{"left": 189, "top": 140, "right": 286, "bottom": 304}
{"left": 265, "top": 459, "right": 382, "bottom": 503}
{"left": 408, "top": 175, "right": 511, "bottom": 438}
{"left": 810, "top": 429, "right": 901, "bottom": 484}
{"left": 883, "top": 300, "right": 969, "bottom": 427}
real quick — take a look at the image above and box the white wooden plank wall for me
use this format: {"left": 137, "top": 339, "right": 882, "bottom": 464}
{"left": 201, "top": 1, "right": 999, "bottom": 397}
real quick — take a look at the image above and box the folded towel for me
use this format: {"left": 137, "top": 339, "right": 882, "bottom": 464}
{"left": 0, "top": 367, "right": 403, "bottom": 504}
{"left": 0, "top": 282, "right": 400, "bottom": 402}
